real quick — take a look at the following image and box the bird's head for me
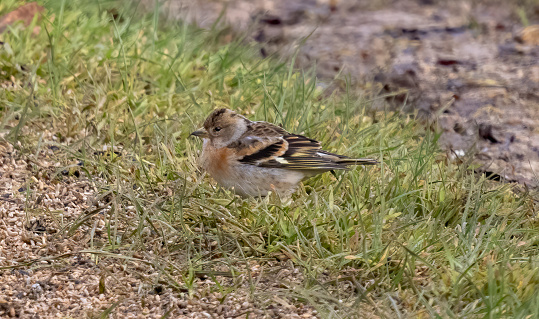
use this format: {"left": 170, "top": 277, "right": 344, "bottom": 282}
{"left": 191, "top": 108, "right": 249, "bottom": 148}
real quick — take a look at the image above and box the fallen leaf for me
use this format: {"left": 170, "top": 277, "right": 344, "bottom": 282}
{"left": 516, "top": 25, "right": 539, "bottom": 46}
{"left": 0, "top": 2, "right": 45, "bottom": 35}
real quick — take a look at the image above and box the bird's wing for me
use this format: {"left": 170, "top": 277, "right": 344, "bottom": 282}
{"left": 229, "top": 122, "right": 376, "bottom": 170}
{"left": 227, "top": 121, "right": 289, "bottom": 160}
{"left": 254, "top": 134, "right": 352, "bottom": 170}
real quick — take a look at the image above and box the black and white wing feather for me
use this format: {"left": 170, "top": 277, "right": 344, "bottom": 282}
{"left": 229, "top": 121, "right": 377, "bottom": 171}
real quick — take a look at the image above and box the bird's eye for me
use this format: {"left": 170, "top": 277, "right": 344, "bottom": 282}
{"left": 214, "top": 127, "right": 222, "bottom": 132}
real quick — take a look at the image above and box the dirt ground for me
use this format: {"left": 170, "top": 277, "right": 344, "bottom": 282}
{"left": 153, "top": 0, "right": 539, "bottom": 186}
{"left": 0, "top": 139, "right": 326, "bottom": 318}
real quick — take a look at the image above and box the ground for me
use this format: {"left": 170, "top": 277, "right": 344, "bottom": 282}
{"left": 0, "top": 0, "right": 538, "bottom": 318}
{"left": 0, "top": 138, "right": 323, "bottom": 318}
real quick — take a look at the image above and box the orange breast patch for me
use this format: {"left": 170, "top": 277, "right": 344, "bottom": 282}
{"left": 207, "top": 147, "right": 233, "bottom": 177}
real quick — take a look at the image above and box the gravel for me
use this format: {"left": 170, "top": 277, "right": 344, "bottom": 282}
{"left": 0, "top": 138, "right": 322, "bottom": 318}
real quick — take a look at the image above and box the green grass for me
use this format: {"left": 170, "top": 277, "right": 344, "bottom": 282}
{"left": 1, "top": 0, "right": 538, "bottom": 317}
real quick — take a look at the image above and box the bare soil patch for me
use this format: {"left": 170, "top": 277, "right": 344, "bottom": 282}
{"left": 0, "top": 140, "right": 324, "bottom": 317}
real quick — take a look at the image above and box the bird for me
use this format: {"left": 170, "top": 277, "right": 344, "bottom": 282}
{"left": 190, "top": 108, "right": 377, "bottom": 197}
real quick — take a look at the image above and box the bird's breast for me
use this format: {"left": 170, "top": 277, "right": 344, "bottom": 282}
{"left": 200, "top": 143, "right": 234, "bottom": 178}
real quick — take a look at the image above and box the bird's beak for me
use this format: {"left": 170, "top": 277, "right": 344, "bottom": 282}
{"left": 190, "top": 128, "right": 208, "bottom": 138}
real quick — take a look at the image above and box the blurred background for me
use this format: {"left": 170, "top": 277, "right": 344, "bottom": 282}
{"left": 141, "top": 0, "right": 539, "bottom": 186}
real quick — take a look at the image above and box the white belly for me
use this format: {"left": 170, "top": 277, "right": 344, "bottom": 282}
{"left": 212, "top": 164, "right": 305, "bottom": 197}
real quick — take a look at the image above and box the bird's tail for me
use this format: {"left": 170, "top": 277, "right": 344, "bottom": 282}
{"left": 337, "top": 158, "right": 378, "bottom": 166}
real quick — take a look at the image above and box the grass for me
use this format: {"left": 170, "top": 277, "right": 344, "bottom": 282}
{"left": 1, "top": 0, "right": 538, "bottom": 317}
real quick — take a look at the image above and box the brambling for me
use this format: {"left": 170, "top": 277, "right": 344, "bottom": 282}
{"left": 191, "top": 108, "right": 377, "bottom": 197}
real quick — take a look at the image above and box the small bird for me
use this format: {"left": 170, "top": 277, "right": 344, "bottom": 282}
{"left": 191, "top": 108, "right": 377, "bottom": 197}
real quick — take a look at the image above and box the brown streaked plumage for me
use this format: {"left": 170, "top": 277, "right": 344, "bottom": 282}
{"left": 191, "top": 108, "right": 377, "bottom": 197}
